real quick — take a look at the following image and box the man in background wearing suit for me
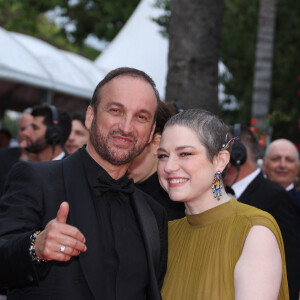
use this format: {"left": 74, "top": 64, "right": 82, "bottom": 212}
{"left": 0, "top": 109, "right": 34, "bottom": 196}
{"left": 0, "top": 67, "right": 167, "bottom": 300}
{"left": 24, "top": 105, "right": 71, "bottom": 161}
{"left": 263, "top": 138, "right": 300, "bottom": 209}
{"left": 224, "top": 126, "right": 300, "bottom": 300}
{"left": 0, "top": 105, "right": 71, "bottom": 197}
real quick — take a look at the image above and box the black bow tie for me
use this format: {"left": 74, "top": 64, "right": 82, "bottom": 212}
{"left": 93, "top": 171, "right": 135, "bottom": 202}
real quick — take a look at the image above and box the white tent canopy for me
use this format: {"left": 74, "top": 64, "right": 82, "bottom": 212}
{"left": 95, "top": 0, "right": 168, "bottom": 99}
{"left": 0, "top": 26, "right": 105, "bottom": 112}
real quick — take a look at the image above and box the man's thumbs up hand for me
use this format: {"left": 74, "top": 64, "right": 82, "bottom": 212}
{"left": 56, "top": 202, "right": 69, "bottom": 224}
{"left": 34, "top": 202, "right": 87, "bottom": 262}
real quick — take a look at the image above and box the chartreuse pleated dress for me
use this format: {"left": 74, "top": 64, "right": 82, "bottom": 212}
{"left": 161, "top": 199, "right": 289, "bottom": 300}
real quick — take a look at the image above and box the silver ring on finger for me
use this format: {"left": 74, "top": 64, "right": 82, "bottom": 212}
{"left": 60, "top": 245, "right": 66, "bottom": 253}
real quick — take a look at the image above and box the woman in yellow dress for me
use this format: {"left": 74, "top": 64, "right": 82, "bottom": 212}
{"left": 157, "top": 109, "right": 289, "bottom": 300}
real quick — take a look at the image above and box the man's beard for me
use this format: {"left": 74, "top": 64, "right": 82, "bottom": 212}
{"left": 90, "top": 117, "right": 150, "bottom": 166}
{"left": 25, "top": 137, "right": 48, "bottom": 154}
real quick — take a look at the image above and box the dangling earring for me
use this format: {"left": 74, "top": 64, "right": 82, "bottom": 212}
{"left": 212, "top": 171, "right": 223, "bottom": 200}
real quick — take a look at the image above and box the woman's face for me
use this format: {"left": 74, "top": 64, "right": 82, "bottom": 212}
{"left": 157, "top": 125, "right": 217, "bottom": 204}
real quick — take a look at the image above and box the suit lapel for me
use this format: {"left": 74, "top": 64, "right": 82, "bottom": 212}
{"left": 131, "top": 191, "right": 161, "bottom": 300}
{"left": 239, "top": 171, "right": 263, "bottom": 204}
{"left": 62, "top": 151, "right": 103, "bottom": 300}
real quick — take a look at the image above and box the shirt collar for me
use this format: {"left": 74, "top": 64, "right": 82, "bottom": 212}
{"left": 231, "top": 168, "right": 261, "bottom": 199}
{"left": 286, "top": 183, "right": 294, "bottom": 191}
{"left": 52, "top": 151, "right": 65, "bottom": 161}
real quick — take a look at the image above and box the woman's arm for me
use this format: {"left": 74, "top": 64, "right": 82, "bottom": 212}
{"left": 234, "top": 225, "right": 282, "bottom": 300}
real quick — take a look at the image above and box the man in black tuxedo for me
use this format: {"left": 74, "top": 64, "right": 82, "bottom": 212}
{"left": 224, "top": 126, "right": 300, "bottom": 300}
{"left": 0, "top": 67, "right": 167, "bottom": 300}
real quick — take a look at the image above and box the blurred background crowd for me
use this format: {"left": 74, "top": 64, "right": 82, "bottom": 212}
{"left": 0, "top": 0, "right": 299, "bottom": 299}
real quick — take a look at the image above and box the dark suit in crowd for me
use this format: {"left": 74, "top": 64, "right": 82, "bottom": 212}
{"left": 0, "top": 147, "right": 21, "bottom": 196}
{"left": 290, "top": 188, "right": 300, "bottom": 211}
{"left": 290, "top": 188, "right": 300, "bottom": 235}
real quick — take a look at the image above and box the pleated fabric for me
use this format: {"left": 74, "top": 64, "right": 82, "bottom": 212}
{"left": 161, "top": 199, "right": 289, "bottom": 300}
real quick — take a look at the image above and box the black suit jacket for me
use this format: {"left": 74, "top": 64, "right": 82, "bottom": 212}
{"left": 0, "top": 147, "right": 21, "bottom": 197}
{"left": 290, "top": 188, "right": 300, "bottom": 211}
{"left": 239, "top": 172, "right": 300, "bottom": 300}
{"left": 0, "top": 151, "right": 167, "bottom": 300}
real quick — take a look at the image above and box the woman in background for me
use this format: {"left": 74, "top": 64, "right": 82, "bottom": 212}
{"left": 157, "top": 109, "right": 289, "bottom": 299}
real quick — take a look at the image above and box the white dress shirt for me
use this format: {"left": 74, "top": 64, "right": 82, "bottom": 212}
{"left": 52, "top": 151, "right": 65, "bottom": 161}
{"left": 230, "top": 168, "right": 261, "bottom": 199}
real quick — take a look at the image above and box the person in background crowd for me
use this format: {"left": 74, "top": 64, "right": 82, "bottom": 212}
{"left": 224, "top": 127, "right": 300, "bottom": 300}
{"left": 0, "top": 109, "right": 34, "bottom": 197}
{"left": 17, "top": 108, "right": 34, "bottom": 160}
{"left": 164, "top": 101, "right": 184, "bottom": 116}
{"left": 128, "top": 101, "right": 185, "bottom": 220}
{"left": 0, "top": 129, "right": 12, "bottom": 148}
{"left": 24, "top": 105, "right": 71, "bottom": 161}
{"left": 0, "top": 109, "right": 34, "bottom": 298}
{"left": 158, "top": 109, "right": 288, "bottom": 299}
{"left": 65, "top": 113, "right": 89, "bottom": 155}
{"left": 263, "top": 138, "right": 300, "bottom": 234}
{"left": 263, "top": 138, "right": 300, "bottom": 192}
{"left": 0, "top": 67, "right": 167, "bottom": 300}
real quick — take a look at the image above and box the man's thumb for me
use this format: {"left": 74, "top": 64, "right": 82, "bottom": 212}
{"left": 56, "top": 202, "right": 69, "bottom": 224}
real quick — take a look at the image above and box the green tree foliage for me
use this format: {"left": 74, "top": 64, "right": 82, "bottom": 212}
{"left": 220, "top": 0, "right": 259, "bottom": 125}
{"left": 0, "top": 1, "right": 62, "bottom": 34}
{"left": 221, "top": 0, "right": 300, "bottom": 142}
{"left": 271, "top": 0, "right": 300, "bottom": 142}
{"left": 58, "top": 0, "right": 139, "bottom": 44}
{"left": 152, "top": 0, "right": 170, "bottom": 38}
{"left": 0, "top": 0, "right": 139, "bottom": 60}
{"left": 0, "top": 0, "right": 98, "bottom": 59}
{"left": 154, "top": 0, "right": 300, "bottom": 142}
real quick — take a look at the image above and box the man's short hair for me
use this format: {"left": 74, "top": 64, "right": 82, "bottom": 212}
{"left": 31, "top": 105, "right": 71, "bottom": 147}
{"left": 90, "top": 67, "right": 160, "bottom": 121}
{"left": 71, "top": 113, "right": 86, "bottom": 128}
{"left": 154, "top": 101, "right": 171, "bottom": 135}
{"left": 235, "top": 126, "right": 260, "bottom": 162}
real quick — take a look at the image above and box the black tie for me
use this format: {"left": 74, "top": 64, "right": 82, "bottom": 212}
{"left": 93, "top": 170, "right": 135, "bottom": 202}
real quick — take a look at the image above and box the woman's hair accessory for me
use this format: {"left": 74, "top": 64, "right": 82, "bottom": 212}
{"left": 212, "top": 171, "right": 223, "bottom": 200}
{"left": 221, "top": 136, "right": 239, "bottom": 151}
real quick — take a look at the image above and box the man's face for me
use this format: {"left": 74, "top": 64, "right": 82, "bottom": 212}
{"left": 85, "top": 75, "right": 157, "bottom": 166}
{"left": 18, "top": 113, "right": 34, "bottom": 149}
{"left": 25, "top": 116, "right": 48, "bottom": 153}
{"left": 263, "top": 140, "right": 299, "bottom": 189}
{"left": 65, "top": 120, "right": 89, "bottom": 154}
